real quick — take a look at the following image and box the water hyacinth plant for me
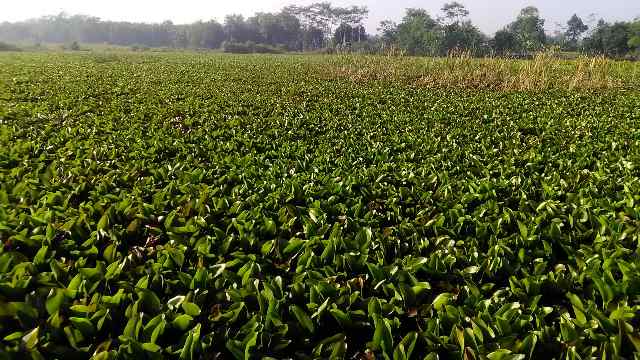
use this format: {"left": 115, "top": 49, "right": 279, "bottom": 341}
{"left": 0, "top": 52, "right": 639, "bottom": 359}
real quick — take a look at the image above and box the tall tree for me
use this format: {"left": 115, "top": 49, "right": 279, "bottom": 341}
{"left": 377, "top": 20, "right": 398, "bottom": 47}
{"left": 565, "top": 14, "right": 588, "bottom": 49}
{"left": 441, "top": 21, "right": 486, "bottom": 55}
{"left": 628, "top": 18, "right": 640, "bottom": 52}
{"left": 501, "top": 6, "right": 546, "bottom": 53}
{"left": 440, "top": 2, "right": 469, "bottom": 25}
{"left": 275, "top": 12, "right": 304, "bottom": 49}
{"left": 174, "top": 27, "right": 189, "bottom": 48}
{"left": 224, "top": 14, "right": 259, "bottom": 43}
{"left": 492, "top": 29, "right": 518, "bottom": 55}
{"left": 583, "top": 20, "right": 631, "bottom": 56}
{"left": 333, "top": 23, "right": 367, "bottom": 46}
{"left": 396, "top": 8, "right": 441, "bottom": 56}
{"left": 603, "top": 22, "right": 631, "bottom": 55}
{"left": 189, "top": 21, "right": 205, "bottom": 48}
{"left": 248, "top": 12, "right": 302, "bottom": 50}
{"left": 283, "top": 3, "right": 368, "bottom": 48}
{"left": 201, "top": 20, "right": 225, "bottom": 49}
{"left": 438, "top": 3, "right": 486, "bottom": 55}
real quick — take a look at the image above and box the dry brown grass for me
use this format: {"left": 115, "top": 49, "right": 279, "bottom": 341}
{"left": 321, "top": 51, "right": 640, "bottom": 91}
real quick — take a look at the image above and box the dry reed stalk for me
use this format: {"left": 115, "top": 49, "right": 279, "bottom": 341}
{"left": 322, "top": 51, "right": 639, "bottom": 91}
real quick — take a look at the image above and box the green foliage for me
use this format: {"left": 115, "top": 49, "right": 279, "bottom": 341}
{"left": 0, "top": 11, "right": 302, "bottom": 51}
{"left": 395, "top": 8, "right": 441, "bottom": 56}
{"left": 333, "top": 23, "right": 368, "bottom": 47}
{"left": 1, "top": 4, "right": 640, "bottom": 58}
{"left": 248, "top": 12, "right": 302, "bottom": 51}
{"left": 223, "top": 41, "right": 284, "bottom": 54}
{"left": 565, "top": 14, "right": 589, "bottom": 47}
{"left": 441, "top": 21, "right": 487, "bottom": 55}
{"left": 0, "top": 42, "right": 20, "bottom": 52}
{"left": 492, "top": 29, "right": 519, "bottom": 55}
{"left": 628, "top": 20, "right": 640, "bottom": 52}
{"left": 223, "top": 41, "right": 254, "bottom": 54}
{"left": 497, "top": 6, "right": 546, "bottom": 54}
{"left": 68, "top": 41, "right": 81, "bottom": 51}
{"left": 583, "top": 20, "right": 632, "bottom": 56}
{"left": 0, "top": 52, "right": 640, "bottom": 359}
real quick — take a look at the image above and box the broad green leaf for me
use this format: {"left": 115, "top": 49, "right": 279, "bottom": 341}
{"left": 290, "top": 305, "right": 315, "bottom": 333}
{"left": 432, "top": 293, "right": 453, "bottom": 311}
{"left": 22, "top": 327, "right": 39, "bottom": 350}
{"left": 172, "top": 314, "right": 193, "bottom": 331}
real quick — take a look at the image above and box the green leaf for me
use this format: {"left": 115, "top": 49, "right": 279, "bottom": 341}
{"left": 244, "top": 330, "right": 258, "bottom": 360}
{"left": 98, "top": 213, "right": 109, "bottom": 231}
{"left": 311, "top": 298, "right": 329, "bottom": 319}
{"left": 123, "top": 313, "right": 142, "bottom": 340}
{"left": 142, "top": 342, "right": 162, "bottom": 352}
{"left": 46, "top": 289, "right": 65, "bottom": 315}
{"left": 212, "top": 264, "right": 226, "bottom": 278}
{"left": 182, "top": 302, "right": 201, "bottom": 317}
{"left": 179, "top": 324, "right": 201, "bottom": 360}
{"left": 517, "top": 221, "right": 528, "bottom": 239}
{"left": 151, "top": 319, "right": 166, "bottom": 344}
{"left": 566, "top": 293, "right": 586, "bottom": 324}
{"left": 21, "top": 327, "right": 39, "bottom": 350}
{"left": 290, "top": 305, "right": 315, "bottom": 333}
{"left": 127, "top": 219, "right": 141, "bottom": 234}
{"left": 432, "top": 293, "right": 452, "bottom": 311}
{"left": 70, "top": 317, "right": 95, "bottom": 336}
{"left": 393, "top": 331, "right": 417, "bottom": 360}
{"left": 628, "top": 333, "right": 640, "bottom": 352}
{"left": 165, "top": 211, "right": 176, "bottom": 230}
{"left": 463, "top": 265, "right": 480, "bottom": 274}
{"left": 138, "top": 289, "right": 162, "bottom": 313}
{"left": 33, "top": 246, "right": 49, "bottom": 265}
{"left": 454, "top": 326, "right": 465, "bottom": 351}
{"left": 550, "top": 222, "right": 561, "bottom": 241}
{"left": 368, "top": 297, "right": 382, "bottom": 316}
{"left": 4, "top": 332, "right": 24, "bottom": 342}
{"left": 487, "top": 349, "right": 525, "bottom": 360}
{"left": 172, "top": 314, "right": 193, "bottom": 331}
{"left": 372, "top": 315, "right": 393, "bottom": 355}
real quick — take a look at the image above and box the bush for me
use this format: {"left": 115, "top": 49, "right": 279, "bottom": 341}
{"left": 0, "top": 42, "right": 21, "bottom": 51}
{"left": 622, "top": 52, "right": 640, "bottom": 61}
{"left": 252, "top": 43, "right": 283, "bottom": 54}
{"left": 91, "top": 54, "right": 121, "bottom": 64}
{"left": 223, "top": 41, "right": 252, "bottom": 54}
{"left": 130, "top": 44, "right": 150, "bottom": 52}
{"left": 223, "top": 41, "right": 284, "bottom": 54}
{"left": 305, "top": 47, "right": 336, "bottom": 55}
{"left": 62, "top": 41, "right": 82, "bottom": 51}
{"left": 336, "top": 40, "right": 388, "bottom": 55}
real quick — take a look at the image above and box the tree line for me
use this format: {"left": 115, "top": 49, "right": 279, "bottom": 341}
{"left": 0, "top": 2, "right": 639, "bottom": 57}
{"left": 0, "top": 4, "right": 369, "bottom": 52}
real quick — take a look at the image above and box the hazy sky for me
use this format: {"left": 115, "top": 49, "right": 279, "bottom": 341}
{"left": 2, "top": 0, "right": 639, "bottom": 35}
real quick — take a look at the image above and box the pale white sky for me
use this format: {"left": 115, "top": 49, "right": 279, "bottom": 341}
{"left": 2, "top": 0, "right": 639, "bottom": 35}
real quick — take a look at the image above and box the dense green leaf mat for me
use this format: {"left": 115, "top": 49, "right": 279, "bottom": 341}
{"left": 1, "top": 53, "right": 640, "bottom": 359}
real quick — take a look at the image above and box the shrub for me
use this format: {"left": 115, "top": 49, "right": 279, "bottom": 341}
{"left": 223, "top": 41, "right": 284, "bottom": 54}
{"left": 0, "top": 42, "right": 21, "bottom": 51}
{"left": 252, "top": 43, "right": 283, "bottom": 54}
{"left": 223, "top": 41, "right": 252, "bottom": 54}
{"left": 91, "top": 54, "right": 121, "bottom": 64}
{"left": 130, "top": 44, "right": 150, "bottom": 52}
{"left": 62, "top": 41, "right": 82, "bottom": 51}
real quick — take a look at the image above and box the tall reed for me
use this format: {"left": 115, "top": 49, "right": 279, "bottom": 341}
{"left": 322, "top": 51, "right": 639, "bottom": 91}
